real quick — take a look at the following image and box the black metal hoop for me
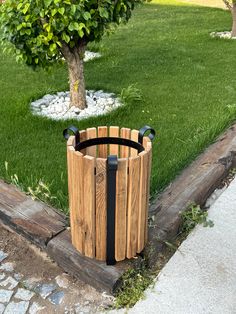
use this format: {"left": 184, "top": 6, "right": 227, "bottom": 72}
{"left": 75, "top": 137, "right": 145, "bottom": 154}
{"left": 63, "top": 126, "right": 80, "bottom": 145}
{"left": 138, "top": 125, "right": 156, "bottom": 144}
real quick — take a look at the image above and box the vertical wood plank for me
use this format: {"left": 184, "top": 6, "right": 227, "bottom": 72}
{"left": 98, "top": 126, "right": 108, "bottom": 158}
{"left": 115, "top": 158, "right": 128, "bottom": 262}
{"left": 144, "top": 142, "right": 152, "bottom": 244}
{"left": 86, "top": 127, "right": 97, "bottom": 157}
{"left": 109, "top": 126, "right": 119, "bottom": 156}
{"left": 130, "top": 129, "right": 139, "bottom": 157}
{"left": 137, "top": 151, "right": 149, "bottom": 253}
{"left": 95, "top": 158, "right": 107, "bottom": 261}
{"left": 126, "top": 156, "right": 140, "bottom": 259}
{"left": 120, "top": 128, "right": 131, "bottom": 158}
{"left": 72, "top": 151, "right": 84, "bottom": 254}
{"left": 79, "top": 130, "right": 87, "bottom": 155}
{"left": 83, "top": 155, "right": 96, "bottom": 258}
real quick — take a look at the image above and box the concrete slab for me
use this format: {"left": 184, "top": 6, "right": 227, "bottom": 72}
{"left": 128, "top": 177, "right": 236, "bottom": 314}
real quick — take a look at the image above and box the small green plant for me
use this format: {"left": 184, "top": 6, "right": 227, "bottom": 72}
{"left": 4, "top": 161, "right": 68, "bottom": 214}
{"left": 180, "top": 204, "right": 214, "bottom": 235}
{"left": 119, "top": 84, "right": 142, "bottom": 105}
{"left": 114, "top": 261, "right": 154, "bottom": 309}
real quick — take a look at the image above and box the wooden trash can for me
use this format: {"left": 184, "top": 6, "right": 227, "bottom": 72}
{"left": 63, "top": 125, "right": 155, "bottom": 265}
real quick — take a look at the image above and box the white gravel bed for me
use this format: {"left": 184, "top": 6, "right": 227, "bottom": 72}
{"left": 210, "top": 31, "right": 236, "bottom": 39}
{"left": 31, "top": 90, "right": 122, "bottom": 120}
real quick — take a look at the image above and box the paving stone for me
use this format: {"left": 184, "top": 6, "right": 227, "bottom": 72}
{"left": 22, "top": 277, "right": 41, "bottom": 290}
{"left": 14, "top": 273, "right": 24, "bottom": 281}
{"left": 48, "top": 290, "right": 65, "bottom": 305}
{"left": 55, "top": 274, "right": 69, "bottom": 288}
{"left": 29, "top": 302, "right": 45, "bottom": 314}
{"left": 0, "top": 262, "right": 14, "bottom": 272}
{"left": 34, "top": 283, "right": 57, "bottom": 299}
{"left": 0, "top": 289, "right": 14, "bottom": 303}
{"left": 0, "top": 276, "right": 18, "bottom": 289}
{"left": 0, "top": 303, "right": 5, "bottom": 314}
{"left": 4, "top": 301, "right": 29, "bottom": 314}
{"left": 0, "top": 251, "right": 8, "bottom": 263}
{"left": 14, "top": 288, "right": 35, "bottom": 301}
{"left": 0, "top": 274, "right": 5, "bottom": 281}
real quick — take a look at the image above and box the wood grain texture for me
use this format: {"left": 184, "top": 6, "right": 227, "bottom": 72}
{"left": 71, "top": 151, "right": 84, "bottom": 254}
{"left": 0, "top": 181, "right": 66, "bottom": 248}
{"left": 83, "top": 155, "right": 96, "bottom": 258}
{"left": 46, "top": 230, "right": 125, "bottom": 293}
{"left": 79, "top": 130, "right": 87, "bottom": 155}
{"left": 137, "top": 151, "right": 149, "bottom": 253}
{"left": 95, "top": 158, "right": 107, "bottom": 261}
{"left": 86, "top": 127, "right": 97, "bottom": 157}
{"left": 115, "top": 158, "right": 128, "bottom": 261}
{"left": 145, "top": 142, "right": 152, "bottom": 244}
{"left": 126, "top": 156, "right": 141, "bottom": 258}
{"left": 130, "top": 129, "right": 139, "bottom": 157}
{"left": 98, "top": 126, "right": 108, "bottom": 158}
{"left": 120, "top": 128, "right": 131, "bottom": 158}
{"left": 109, "top": 126, "right": 119, "bottom": 156}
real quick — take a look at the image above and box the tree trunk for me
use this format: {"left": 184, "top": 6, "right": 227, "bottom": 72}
{"left": 61, "top": 43, "right": 87, "bottom": 109}
{"left": 231, "top": 3, "right": 236, "bottom": 37}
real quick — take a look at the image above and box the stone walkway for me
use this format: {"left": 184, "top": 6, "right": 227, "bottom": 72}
{"left": 0, "top": 227, "right": 113, "bottom": 314}
{"left": 115, "top": 177, "right": 236, "bottom": 313}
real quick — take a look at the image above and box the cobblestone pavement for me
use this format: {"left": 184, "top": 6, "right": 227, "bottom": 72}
{"left": 0, "top": 226, "right": 114, "bottom": 314}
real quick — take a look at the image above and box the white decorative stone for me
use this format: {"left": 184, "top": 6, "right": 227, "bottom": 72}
{"left": 31, "top": 90, "right": 122, "bottom": 121}
{"left": 84, "top": 51, "right": 101, "bottom": 62}
{"left": 14, "top": 288, "right": 35, "bottom": 301}
{"left": 4, "top": 301, "right": 29, "bottom": 314}
{"left": 0, "top": 276, "right": 18, "bottom": 289}
{"left": 29, "top": 302, "right": 45, "bottom": 314}
{"left": 0, "top": 289, "right": 14, "bottom": 303}
{"left": 0, "top": 262, "right": 14, "bottom": 272}
{"left": 0, "top": 275, "right": 5, "bottom": 281}
{"left": 210, "top": 31, "right": 236, "bottom": 40}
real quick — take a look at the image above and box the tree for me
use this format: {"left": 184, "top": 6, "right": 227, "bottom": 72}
{"left": 223, "top": 0, "right": 236, "bottom": 37}
{"left": 0, "top": 0, "right": 142, "bottom": 109}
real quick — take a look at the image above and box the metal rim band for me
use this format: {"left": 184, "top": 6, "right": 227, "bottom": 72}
{"left": 75, "top": 137, "right": 145, "bottom": 154}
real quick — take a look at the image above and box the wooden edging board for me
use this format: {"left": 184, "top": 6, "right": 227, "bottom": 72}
{"left": 0, "top": 124, "right": 236, "bottom": 292}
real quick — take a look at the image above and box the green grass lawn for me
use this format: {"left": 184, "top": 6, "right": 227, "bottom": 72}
{"left": 0, "top": 0, "right": 236, "bottom": 212}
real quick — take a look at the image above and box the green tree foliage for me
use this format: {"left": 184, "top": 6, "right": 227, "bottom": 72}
{"left": 0, "top": 0, "right": 142, "bottom": 108}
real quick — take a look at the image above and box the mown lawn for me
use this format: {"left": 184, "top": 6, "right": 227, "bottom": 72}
{"left": 0, "top": 0, "right": 235, "bottom": 212}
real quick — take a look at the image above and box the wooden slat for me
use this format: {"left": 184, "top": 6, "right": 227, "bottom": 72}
{"left": 71, "top": 151, "right": 84, "bottom": 254}
{"left": 115, "top": 159, "right": 128, "bottom": 261}
{"left": 130, "top": 129, "right": 139, "bottom": 157}
{"left": 120, "top": 128, "right": 131, "bottom": 158}
{"left": 98, "top": 126, "right": 108, "bottom": 158}
{"left": 67, "top": 146, "right": 75, "bottom": 249}
{"left": 109, "top": 126, "right": 119, "bottom": 156}
{"left": 126, "top": 156, "right": 140, "bottom": 259}
{"left": 67, "top": 135, "right": 75, "bottom": 147}
{"left": 79, "top": 130, "right": 87, "bottom": 155}
{"left": 83, "top": 155, "right": 96, "bottom": 258}
{"left": 86, "top": 127, "right": 97, "bottom": 157}
{"left": 145, "top": 142, "right": 152, "bottom": 244}
{"left": 95, "top": 158, "right": 107, "bottom": 261}
{"left": 137, "top": 151, "right": 149, "bottom": 253}
{"left": 142, "top": 136, "right": 151, "bottom": 150}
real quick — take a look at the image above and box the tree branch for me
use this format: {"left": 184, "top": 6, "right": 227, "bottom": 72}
{"left": 223, "top": 0, "right": 233, "bottom": 10}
